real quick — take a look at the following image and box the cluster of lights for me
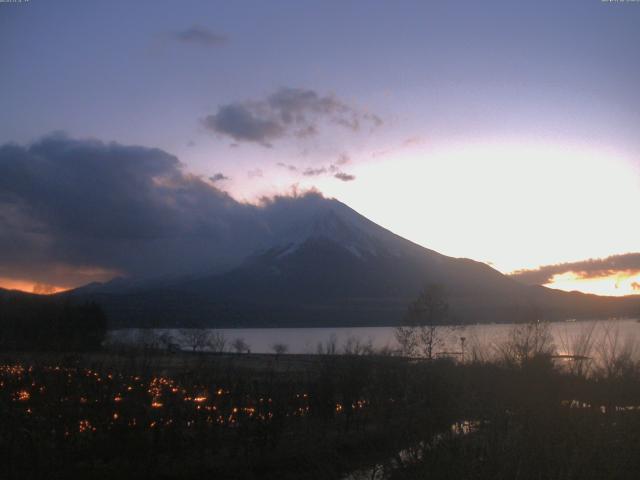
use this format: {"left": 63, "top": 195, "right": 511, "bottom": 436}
{"left": 78, "top": 419, "right": 96, "bottom": 433}
{"left": 0, "top": 363, "right": 372, "bottom": 439}
{"left": 15, "top": 389, "right": 30, "bottom": 402}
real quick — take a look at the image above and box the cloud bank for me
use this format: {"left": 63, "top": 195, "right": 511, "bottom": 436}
{"left": 510, "top": 253, "right": 640, "bottom": 285}
{"left": 334, "top": 172, "right": 356, "bottom": 182}
{"left": 0, "top": 134, "right": 333, "bottom": 289}
{"left": 209, "top": 172, "right": 230, "bottom": 182}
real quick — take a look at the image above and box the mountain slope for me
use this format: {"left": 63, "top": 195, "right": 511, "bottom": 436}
{"left": 65, "top": 196, "right": 640, "bottom": 328}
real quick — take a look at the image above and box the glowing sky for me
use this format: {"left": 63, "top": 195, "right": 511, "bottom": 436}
{"left": 1, "top": 1, "right": 639, "bottom": 296}
{"left": 544, "top": 271, "right": 640, "bottom": 297}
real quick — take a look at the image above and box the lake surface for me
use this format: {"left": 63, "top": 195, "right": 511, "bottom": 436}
{"left": 109, "top": 318, "right": 640, "bottom": 358}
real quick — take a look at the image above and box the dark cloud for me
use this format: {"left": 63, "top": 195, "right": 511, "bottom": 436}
{"left": 0, "top": 134, "right": 270, "bottom": 287}
{"left": 302, "top": 167, "right": 327, "bottom": 177}
{"left": 276, "top": 162, "right": 298, "bottom": 172}
{"left": 209, "top": 173, "right": 229, "bottom": 182}
{"left": 510, "top": 253, "right": 640, "bottom": 285}
{"left": 203, "top": 88, "right": 382, "bottom": 146}
{"left": 334, "top": 172, "right": 356, "bottom": 182}
{"left": 203, "top": 104, "right": 284, "bottom": 146}
{"left": 173, "top": 25, "right": 227, "bottom": 47}
{"left": 0, "top": 134, "right": 183, "bottom": 240}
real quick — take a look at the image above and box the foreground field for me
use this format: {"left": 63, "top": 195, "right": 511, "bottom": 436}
{"left": 3, "top": 345, "right": 640, "bottom": 479}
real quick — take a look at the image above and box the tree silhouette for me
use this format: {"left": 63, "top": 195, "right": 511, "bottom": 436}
{"left": 395, "top": 284, "right": 449, "bottom": 359}
{"left": 231, "top": 337, "right": 249, "bottom": 354}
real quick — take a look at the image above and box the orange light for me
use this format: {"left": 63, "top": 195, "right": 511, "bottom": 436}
{"left": 78, "top": 419, "right": 94, "bottom": 433}
{"left": 16, "top": 390, "right": 30, "bottom": 402}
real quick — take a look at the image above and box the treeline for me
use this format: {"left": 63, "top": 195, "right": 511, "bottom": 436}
{"left": 0, "top": 293, "right": 106, "bottom": 351}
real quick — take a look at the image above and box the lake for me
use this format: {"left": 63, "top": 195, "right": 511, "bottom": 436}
{"left": 109, "top": 318, "right": 640, "bottom": 358}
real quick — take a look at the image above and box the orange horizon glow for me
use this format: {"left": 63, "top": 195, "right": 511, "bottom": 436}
{"left": 544, "top": 271, "right": 640, "bottom": 297}
{"left": 0, "top": 277, "right": 69, "bottom": 295}
{"left": 0, "top": 265, "right": 119, "bottom": 295}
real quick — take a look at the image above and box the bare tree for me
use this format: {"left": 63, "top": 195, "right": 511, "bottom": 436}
{"left": 394, "top": 325, "right": 419, "bottom": 357}
{"left": 317, "top": 334, "right": 338, "bottom": 355}
{"left": 593, "top": 323, "right": 637, "bottom": 379}
{"left": 180, "top": 328, "right": 212, "bottom": 353}
{"left": 557, "top": 322, "right": 597, "bottom": 377}
{"left": 342, "top": 335, "right": 374, "bottom": 356}
{"left": 231, "top": 337, "right": 249, "bottom": 354}
{"left": 209, "top": 332, "right": 227, "bottom": 353}
{"left": 271, "top": 343, "right": 289, "bottom": 356}
{"left": 497, "top": 321, "right": 555, "bottom": 367}
{"left": 395, "top": 284, "right": 449, "bottom": 359}
{"left": 465, "top": 331, "right": 493, "bottom": 363}
{"left": 158, "top": 331, "right": 175, "bottom": 350}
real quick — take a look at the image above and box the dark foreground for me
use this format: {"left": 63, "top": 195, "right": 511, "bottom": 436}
{"left": 2, "top": 348, "right": 640, "bottom": 480}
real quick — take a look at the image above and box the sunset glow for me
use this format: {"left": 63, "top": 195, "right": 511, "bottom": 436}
{"left": 315, "top": 141, "right": 639, "bottom": 275}
{"left": 545, "top": 271, "right": 640, "bottom": 297}
{"left": 0, "top": 277, "right": 67, "bottom": 295}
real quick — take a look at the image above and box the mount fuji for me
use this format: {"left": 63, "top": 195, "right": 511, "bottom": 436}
{"left": 64, "top": 195, "right": 640, "bottom": 328}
